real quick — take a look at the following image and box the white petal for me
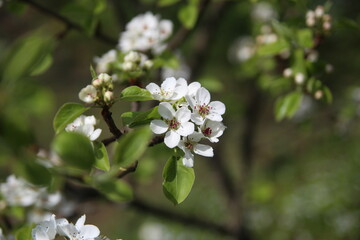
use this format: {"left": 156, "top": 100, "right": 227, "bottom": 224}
{"left": 209, "top": 137, "right": 219, "bottom": 143}
{"left": 206, "top": 113, "right": 223, "bottom": 122}
{"left": 187, "top": 82, "right": 201, "bottom": 96}
{"left": 158, "top": 102, "right": 175, "bottom": 119}
{"left": 191, "top": 112, "right": 205, "bottom": 125}
{"left": 187, "top": 132, "right": 203, "bottom": 142}
{"left": 146, "top": 83, "right": 160, "bottom": 95}
{"left": 61, "top": 224, "right": 78, "bottom": 239}
{"left": 56, "top": 218, "right": 69, "bottom": 236}
{"left": 182, "top": 154, "right": 194, "bottom": 168}
{"left": 176, "top": 78, "right": 187, "bottom": 87}
{"left": 176, "top": 122, "right": 194, "bottom": 136}
{"left": 150, "top": 120, "right": 168, "bottom": 134}
{"left": 84, "top": 115, "right": 97, "bottom": 125}
{"left": 194, "top": 144, "right": 214, "bottom": 157}
{"left": 75, "top": 215, "right": 86, "bottom": 229}
{"left": 90, "top": 128, "right": 102, "bottom": 141}
{"left": 196, "top": 87, "right": 211, "bottom": 105}
{"left": 164, "top": 130, "right": 180, "bottom": 148}
{"left": 185, "top": 95, "right": 196, "bottom": 109}
{"left": 33, "top": 228, "right": 50, "bottom": 240}
{"left": 175, "top": 107, "right": 191, "bottom": 123}
{"left": 171, "top": 85, "right": 187, "bottom": 100}
{"left": 79, "top": 225, "right": 100, "bottom": 239}
{"left": 161, "top": 77, "right": 176, "bottom": 93}
{"left": 209, "top": 101, "right": 226, "bottom": 115}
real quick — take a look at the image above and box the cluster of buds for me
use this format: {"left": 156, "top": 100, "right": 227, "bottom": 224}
{"left": 79, "top": 73, "right": 114, "bottom": 106}
{"left": 283, "top": 68, "right": 306, "bottom": 85}
{"left": 146, "top": 77, "right": 226, "bottom": 168}
{"left": 121, "top": 51, "right": 153, "bottom": 72}
{"left": 306, "top": 5, "right": 332, "bottom": 32}
{"left": 256, "top": 25, "right": 278, "bottom": 45}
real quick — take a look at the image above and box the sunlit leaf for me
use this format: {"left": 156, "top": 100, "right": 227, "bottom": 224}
{"left": 275, "top": 91, "right": 303, "bottom": 121}
{"left": 178, "top": 3, "right": 198, "bottom": 29}
{"left": 120, "top": 86, "right": 154, "bottom": 101}
{"left": 53, "top": 102, "right": 89, "bottom": 134}
{"left": 93, "top": 142, "right": 110, "bottom": 171}
{"left": 121, "top": 106, "right": 160, "bottom": 128}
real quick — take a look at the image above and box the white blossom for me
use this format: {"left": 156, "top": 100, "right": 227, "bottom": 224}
{"left": 93, "top": 49, "right": 117, "bottom": 73}
{"left": 0, "top": 175, "right": 40, "bottom": 207}
{"left": 146, "top": 77, "right": 188, "bottom": 102}
{"left": 32, "top": 214, "right": 57, "bottom": 240}
{"left": 178, "top": 132, "right": 214, "bottom": 167}
{"left": 150, "top": 102, "right": 194, "bottom": 148}
{"left": 294, "top": 73, "right": 305, "bottom": 85}
{"left": 79, "top": 85, "right": 98, "bottom": 104}
{"left": 57, "top": 215, "right": 100, "bottom": 240}
{"left": 118, "top": 12, "right": 173, "bottom": 54}
{"left": 65, "top": 115, "right": 102, "bottom": 141}
{"left": 230, "top": 37, "right": 256, "bottom": 63}
{"left": 200, "top": 120, "right": 226, "bottom": 143}
{"left": 186, "top": 87, "right": 226, "bottom": 125}
{"left": 251, "top": 2, "right": 277, "bottom": 22}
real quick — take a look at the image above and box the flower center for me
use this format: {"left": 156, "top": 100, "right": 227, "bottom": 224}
{"left": 168, "top": 119, "right": 180, "bottom": 130}
{"left": 195, "top": 104, "right": 211, "bottom": 117}
{"left": 202, "top": 127, "right": 212, "bottom": 136}
{"left": 185, "top": 142, "right": 193, "bottom": 150}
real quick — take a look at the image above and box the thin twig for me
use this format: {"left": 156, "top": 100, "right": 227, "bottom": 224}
{"left": 101, "top": 106, "right": 123, "bottom": 138}
{"left": 117, "top": 161, "right": 139, "bottom": 178}
{"left": 20, "top": 0, "right": 117, "bottom": 45}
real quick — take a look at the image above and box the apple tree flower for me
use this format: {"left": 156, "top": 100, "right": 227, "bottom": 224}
{"left": 178, "top": 132, "right": 214, "bottom": 168}
{"left": 200, "top": 120, "right": 226, "bottom": 143}
{"left": 79, "top": 85, "right": 98, "bottom": 104}
{"left": 186, "top": 87, "right": 226, "bottom": 125}
{"left": 150, "top": 102, "right": 194, "bottom": 148}
{"left": 93, "top": 49, "right": 117, "bottom": 74}
{"left": 65, "top": 115, "right": 102, "bottom": 141}
{"left": 146, "top": 77, "right": 187, "bottom": 102}
{"left": 57, "top": 215, "right": 100, "bottom": 240}
{"left": 32, "top": 214, "right": 57, "bottom": 240}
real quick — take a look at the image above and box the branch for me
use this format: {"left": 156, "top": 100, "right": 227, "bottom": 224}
{"left": 101, "top": 106, "right": 123, "bottom": 139}
{"left": 130, "top": 198, "right": 237, "bottom": 237}
{"left": 20, "top": 0, "right": 117, "bottom": 45}
{"left": 117, "top": 161, "right": 138, "bottom": 178}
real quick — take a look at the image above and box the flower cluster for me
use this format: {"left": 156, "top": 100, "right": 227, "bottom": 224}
{"left": 79, "top": 73, "right": 114, "bottom": 105}
{"left": 121, "top": 51, "right": 153, "bottom": 72}
{"left": 0, "top": 175, "right": 62, "bottom": 223}
{"left": 306, "top": 5, "right": 332, "bottom": 32}
{"left": 65, "top": 115, "right": 102, "bottom": 141}
{"left": 32, "top": 214, "right": 108, "bottom": 240}
{"left": 93, "top": 49, "right": 117, "bottom": 74}
{"left": 118, "top": 12, "right": 173, "bottom": 54}
{"left": 147, "top": 77, "right": 226, "bottom": 167}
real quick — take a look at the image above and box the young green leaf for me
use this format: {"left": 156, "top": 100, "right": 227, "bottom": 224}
{"left": 275, "top": 92, "right": 303, "bottom": 121}
{"left": 121, "top": 106, "right": 160, "bottom": 128}
{"left": 178, "top": 3, "right": 198, "bottom": 29}
{"left": 52, "top": 132, "right": 95, "bottom": 170}
{"left": 53, "top": 102, "right": 89, "bottom": 134}
{"left": 93, "top": 177, "right": 133, "bottom": 202}
{"left": 90, "top": 64, "right": 98, "bottom": 79}
{"left": 15, "top": 224, "right": 33, "bottom": 240}
{"left": 120, "top": 86, "right": 154, "bottom": 101}
{"left": 297, "top": 29, "right": 314, "bottom": 48}
{"left": 113, "top": 126, "right": 152, "bottom": 167}
{"left": 162, "top": 156, "right": 195, "bottom": 205}
{"left": 257, "top": 38, "right": 289, "bottom": 57}
{"left": 20, "top": 160, "right": 52, "bottom": 187}
{"left": 93, "top": 142, "right": 110, "bottom": 171}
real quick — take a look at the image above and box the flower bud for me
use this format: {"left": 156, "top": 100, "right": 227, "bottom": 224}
{"left": 144, "top": 60, "right": 154, "bottom": 70}
{"left": 307, "top": 50, "right": 318, "bottom": 62}
{"left": 294, "top": 73, "right": 305, "bottom": 85}
{"left": 283, "top": 68, "right": 293, "bottom": 78}
{"left": 322, "top": 14, "right": 331, "bottom": 22}
{"left": 323, "top": 21, "right": 332, "bottom": 31}
{"left": 314, "top": 90, "right": 323, "bottom": 99}
{"left": 122, "top": 62, "right": 136, "bottom": 71}
{"left": 98, "top": 73, "right": 111, "bottom": 83}
{"left": 306, "top": 17, "right": 316, "bottom": 27}
{"left": 124, "top": 51, "right": 141, "bottom": 63}
{"left": 315, "top": 6, "right": 324, "bottom": 18}
{"left": 325, "top": 64, "right": 334, "bottom": 73}
{"left": 104, "top": 91, "right": 114, "bottom": 102}
{"left": 92, "top": 78, "right": 103, "bottom": 87}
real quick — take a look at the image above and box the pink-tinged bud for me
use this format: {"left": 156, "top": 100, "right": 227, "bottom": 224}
{"left": 306, "top": 17, "right": 316, "bottom": 27}
{"left": 92, "top": 78, "right": 102, "bottom": 87}
{"left": 314, "top": 90, "right": 323, "bottom": 100}
{"left": 104, "top": 91, "right": 114, "bottom": 102}
{"left": 315, "top": 6, "right": 324, "bottom": 18}
{"left": 323, "top": 21, "right": 332, "bottom": 31}
{"left": 325, "top": 64, "right": 334, "bottom": 74}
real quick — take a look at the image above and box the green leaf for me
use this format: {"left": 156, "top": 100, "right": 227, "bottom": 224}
{"left": 93, "top": 142, "right": 110, "bottom": 171}
{"left": 153, "top": 51, "right": 180, "bottom": 69}
{"left": 162, "top": 156, "right": 195, "bottom": 205}
{"left": 322, "top": 86, "right": 333, "bottom": 104}
{"left": 15, "top": 224, "right": 33, "bottom": 240}
{"left": 1, "top": 34, "right": 55, "bottom": 85}
{"left": 52, "top": 132, "right": 95, "bottom": 170}
{"left": 21, "top": 160, "right": 52, "bottom": 187}
{"left": 178, "top": 4, "right": 198, "bottom": 29}
{"left": 297, "top": 29, "right": 314, "bottom": 48}
{"left": 30, "top": 54, "right": 53, "bottom": 76}
{"left": 257, "top": 38, "right": 289, "bottom": 57}
{"left": 292, "top": 49, "right": 306, "bottom": 74}
{"left": 120, "top": 86, "right": 154, "bottom": 101}
{"left": 93, "top": 177, "right": 133, "bottom": 202}
{"left": 113, "top": 126, "right": 152, "bottom": 167}
{"left": 275, "top": 91, "right": 303, "bottom": 121}
{"left": 158, "top": 0, "right": 180, "bottom": 6}
{"left": 90, "top": 64, "right": 98, "bottom": 79}
{"left": 121, "top": 106, "right": 161, "bottom": 128}
{"left": 53, "top": 102, "right": 89, "bottom": 134}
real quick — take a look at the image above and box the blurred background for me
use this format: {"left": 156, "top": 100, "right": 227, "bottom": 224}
{"left": 1, "top": 0, "right": 360, "bottom": 239}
